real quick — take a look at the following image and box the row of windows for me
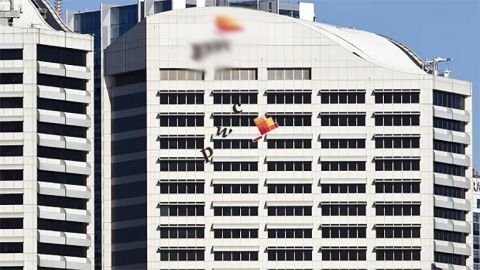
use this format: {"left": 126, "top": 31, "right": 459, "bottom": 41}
{"left": 38, "top": 122, "right": 87, "bottom": 138}
{"left": 376, "top": 227, "right": 421, "bottom": 238}
{"left": 159, "top": 227, "right": 204, "bottom": 239}
{"left": 0, "top": 97, "right": 22, "bottom": 108}
{"left": 38, "top": 170, "right": 87, "bottom": 186}
{"left": 433, "top": 90, "right": 465, "bottom": 110}
{"left": 375, "top": 182, "right": 420, "bottom": 193}
{"left": 215, "top": 229, "right": 258, "bottom": 239}
{"left": 37, "top": 45, "right": 87, "bottom": 67}
{"left": 322, "top": 227, "right": 366, "bottom": 238}
{"left": 374, "top": 115, "right": 420, "bottom": 126}
{"left": 37, "top": 194, "right": 87, "bottom": 210}
{"left": 0, "top": 121, "right": 23, "bottom": 132}
{"left": 214, "top": 68, "right": 258, "bottom": 80}
{"left": 0, "top": 194, "right": 22, "bottom": 205}
{"left": 0, "top": 169, "right": 23, "bottom": 181}
{"left": 434, "top": 117, "right": 464, "bottom": 132}
{"left": 321, "top": 184, "right": 366, "bottom": 193}
{"left": 321, "top": 161, "right": 365, "bottom": 171}
{"left": 159, "top": 183, "right": 205, "bottom": 194}
{"left": 375, "top": 137, "right": 420, "bottom": 148}
{"left": 213, "top": 92, "right": 257, "bottom": 104}
{"left": 213, "top": 161, "right": 258, "bottom": 171}
{"left": 434, "top": 162, "right": 465, "bottom": 176}
{"left": 37, "top": 97, "right": 87, "bottom": 114}
{"left": 267, "top": 68, "right": 311, "bottom": 80}
{"left": 320, "top": 92, "right": 365, "bottom": 104}
{"left": 159, "top": 93, "right": 204, "bottom": 105}
{"left": 38, "top": 146, "right": 87, "bottom": 162}
{"left": 434, "top": 139, "right": 464, "bottom": 154}
{"left": 0, "top": 218, "right": 22, "bottom": 229}
{"left": 434, "top": 184, "right": 465, "bottom": 199}
{"left": 159, "top": 116, "right": 204, "bottom": 127}
{"left": 321, "top": 205, "right": 366, "bottom": 216}
{"left": 159, "top": 69, "right": 204, "bottom": 81}
{"left": 267, "top": 92, "right": 312, "bottom": 104}
{"left": 434, "top": 229, "right": 465, "bottom": 243}
{"left": 214, "top": 139, "right": 257, "bottom": 149}
{"left": 374, "top": 92, "right": 419, "bottom": 104}
{"left": 37, "top": 74, "right": 87, "bottom": 91}
{"left": 0, "top": 48, "right": 23, "bottom": 60}
{"left": 375, "top": 205, "right": 421, "bottom": 216}
{"left": 0, "top": 73, "right": 22, "bottom": 84}
{"left": 114, "top": 70, "right": 146, "bottom": 87}
{"left": 213, "top": 184, "right": 258, "bottom": 194}
{"left": 320, "top": 115, "right": 365, "bottom": 126}
{"left": 376, "top": 250, "right": 421, "bottom": 261}
{"left": 320, "top": 139, "right": 365, "bottom": 149}
{"left": 159, "top": 138, "right": 204, "bottom": 149}
{"left": 434, "top": 207, "right": 465, "bottom": 221}
{"left": 267, "top": 161, "right": 312, "bottom": 171}
{"left": 0, "top": 145, "right": 22, "bottom": 156}
{"left": 267, "top": 250, "right": 312, "bottom": 261}
{"left": 268, "top": 184, "right": 312, "bottom": 194}
{"left": 159, "top": 160, "right": 204, "bottom": 171}
{"left": 267, "top": 139, "right": 312, "bottom": 149}
{"left": 375, "top": 160, "right": 420, "bottom": 171}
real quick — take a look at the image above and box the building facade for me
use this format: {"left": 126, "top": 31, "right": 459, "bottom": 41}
{"left": 102, "top": 6, "right": 473, "bottom": 270}
{"left": 0, "top": 0, "right": 94, "bottom": 269}
{"left": 474, "top": 170, "right": 480, "bottom": 270}
{"left": 66, "top": 1, "right": 315, "bottom": 268}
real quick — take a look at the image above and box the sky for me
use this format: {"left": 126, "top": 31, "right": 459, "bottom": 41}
{"left": 61, "top": 0, "right": 480, "bottom": 167}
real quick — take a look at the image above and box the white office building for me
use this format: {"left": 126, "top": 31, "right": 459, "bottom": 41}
{"left": 0, "top": 0, "right": 94, "bottom": 269}
{"left": 102, "top": 6, "right": 473, "bottom": 270}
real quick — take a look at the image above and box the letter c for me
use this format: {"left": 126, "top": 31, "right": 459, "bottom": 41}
{"left": 232, "top": 103, "right": 243, "bottom": 113}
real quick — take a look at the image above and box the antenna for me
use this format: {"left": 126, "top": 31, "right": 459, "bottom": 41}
{"left": 439, "top": 68, "right": 452, "bottom": 78}
{"left": 424, "top": 57, "right": 452, "bottom": 76}
{"left": 55, "top": 0, "right": 62, "bottom": 17}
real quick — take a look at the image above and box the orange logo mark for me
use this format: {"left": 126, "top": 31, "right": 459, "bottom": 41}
{"left": 215, "top": 15, "right": 242, "bottom": 32}
{"left": 253, "top": 116, "right": 279, "bottom": 142}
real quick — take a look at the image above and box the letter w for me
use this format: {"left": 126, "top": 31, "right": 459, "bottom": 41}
{"left": 216, "top": 126, "right": 232, "bottom": 138}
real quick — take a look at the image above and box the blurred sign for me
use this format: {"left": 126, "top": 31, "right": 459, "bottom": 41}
{"left": 474, "top": 179, "right": 480, "bottom": 192}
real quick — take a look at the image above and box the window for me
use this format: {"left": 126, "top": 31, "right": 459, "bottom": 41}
{"left": 320, "top": 92, "right": 365, "bottom": 104}
{"left": 375, "top": 159, "right": 420, "bottom": 171}
{"left": 267, "top": 68, "right": 311, "bottom": 80}
{"left": 159, "top": 204, "right": 204, "bottom": 216}
{"left": 213, "top": 162, "right": 258, "bottom": 171}
{"left": 0, "top": 48, "right": 23, "bottom": 60}
{"left": 112, "top": 226, "right": 147, "bottom": 244}
{"left": 37, "top": 74, "right": 87, "bottom": 90}
{"left": 0, "top": 121, "right": 23, "bottom": 132}
{"left": 267, "top": 161, "right": 311, "bottom": 171}
{"left": 321, "top": 226, "right": 366, "bottom": 238}
{"left": 267, "top": 206, "right": 312, "bottom": 216}
{"left": 434, "top": 140, "right": 464, "bottom": 154}
{"left": 434, "top": 184, "right": 465, "bottom": 199}
{"left": 268, "top": 229, "right": 312, "bottom": 238}
{"left": 0, "top": 242, "right": 23, "bottom": 253}
{"left": 213, "top": 139, "right": 257, "bottom": 149}
{"left": 112, "top": 248, "right": 146, "bottom": 266}
{"left": 38, "top": 218, "right": 86, "bottom": 234}
{"left": 321, "top": 249, "right": 367, "bottom": 261}
{"left": 213, "top": 184, "right": 258, "bottom": 194}
{"left": 159, "top": 160, "right": 204, "bottom": 172}
{"left": 214, "top": 251, "right": 258, "bottom": 261}
{"left": 0, "top": 73, "right": 23, "bottom": 84}
{"left": 321, "top": 204, "right": 366, "bottom": 216}
{"left": 273, "top": 115, "right": 311, "bottom": 126}
{"left": 38, "top": 170, "right": 86, "bottom": 186}
{"left": 37, "top": 194, "right": 87, "bottom": 210}
{"left": 375, "top": 137, "right": 420, "bottom": 148}
{"left": 434, "top": 252, "right": 464, "bottom": 265}
{"left": 321, "top": 161, "right": 366, "bottom": 171}
{"left": 434, "top": 229, "right": 465, "bottom": 243}
{"left": 267, "top": 92, "right": 312, "bottom": 104}
{"left": 114, "top": 70, "right": 146, "bottom": 87}
{"left": 38, "top": 122, "right": 86, "bottom": 138}
{"left": 434, "top": 162, "right": 465, "bottom": 176}
{"left": 213, "top": 92, "right": 257, "bottom": 104}
{"left": 0, "top": 218, "right": 23, "bottom": 229}
{"left": 159, "top": 115, "right": 204, "bottom": 127}
{"left": 0, "top": 145, "right": 22, "bottom": 156}
{"left": 434, "top": 90, "right": 464, "bottom": 110}
{"left": 0, "top": 97, "right": 22, "bottom": 108}
{"left": 375, "top": 204, "right": 421, "bottom": 216}
{"left": 213, "top": 115, "right": 256, "bottom": 126}
{"left": 37, "top": 146, "right": 86, "bottom": 162}
{"left": 112, "top": 181, "right": 146, "bottom": 200}
{"left": 159, "top": 69, "right": 204, "bottom": 81}
{"left": 267, "top": 184, "right": 312, "bottom": 194}
{"left": 112, "top": 91, "right": 146, "bottom": 111}
{"left": 159, "top": 249, "right": 204, "bottom": 261}
{"left": 267, "top": 249, "right": 312, "bottom": 261}
{"left": 374, "top": 92, "right": 419, "bottom": 103}
{"left": 279, "top": 9, "right": 299, "bottom": 18}
{"left": 0, "top": 194, "right": 23, "bottom": 205}
{"left": 320, "top": 114, "right": 366, "bottom": 126}
{"left": 159, "top": 92, "right": 204, "bottom": 105}
{"left": 267, "top": 139, "right": 311, "bottom": 149}
{"left": 154, "top": 0, "right": 172, "bottom": 12}
{"left": 376, "top": 249, "right": 421, "bottom": 261}
{"left": 214, "top": 229, "right": 258, "bottom": 238}
{"left": 38, "top": 243, "right": 87, "bottom": 257}
{"left": 433, "top": 117, "right": 464, "bottom": 132}
{"left": 112, "top": 136, "right": 146, "bottom": 156}
{"left": 321, "top": 184, "right": 366, "bottom": 193}
{"left": 0, "top": 169, "right": 23, "bottom": 181}
{"left": 37, "top": 45, "right": 87, "bottom": 66}
{"left": 37, "top": 98, "right": 86, "bottom": 114}
{"left": 159, "top": 182, "right": 204, "bottom": 194}
{"left": 376, "top": 227, "right": 421, "bottom": 238}
{"left": 375, "top": 181, "right": 420, "bottom": 193}
{"left": 160, "top": 137, "right": 204, "bottom": 149}
{"left": 321, "top": 139, "right": 365, "bottom": 149}
{"left": 159, "top": 226, "right": 204, "bottom": 239}
{"left": 374, "top": 114, "right": 420, "bottom": 126}
{"left": 214, "top": 68, "right": 257, "bottom": 80}
{"left": 213, "top": 206, "right": 258, "bottom": 216}
{"left": 434, "top": 207, "right": 465, "bottom": 221}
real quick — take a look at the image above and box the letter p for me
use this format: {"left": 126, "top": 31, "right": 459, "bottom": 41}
{"left": 200, "top": 147, "right": 213, "bottom": 163}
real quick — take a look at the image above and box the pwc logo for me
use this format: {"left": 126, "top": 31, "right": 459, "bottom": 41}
{"left": 191, "top": 15, "right": 242, "bottom": 61}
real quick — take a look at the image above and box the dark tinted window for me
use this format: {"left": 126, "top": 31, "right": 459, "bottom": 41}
{"left": 0, "top": 146, "right": 23, "bottom": 156}
{"left": 434, "top": 90, "right": 464, "bottom": 110}
{"left": 38, "top": 218, "right": 87, "bottom": 233}
{"left": 112, "top": 114, "right": 146, "bottom": 134}
{"left": 112, "top": 91, "right": 146, "bottom": 111}
{"left": 0, "top": 73, "right": 23, "bottom": 84}
{"left": 37, "top": 146, "right": 87, "bottom": 162}
{"left": 0, "top": 242, "right": 23, "bottom": 253}
{"left": 0, "top": 121, "right": 23, "bottom": 132}
{"left": 112, "top": 159, "right": 146, "bottom": 178}
{"left": 0, "top": 97, "right": 23, "bottom": 108}
{"left": 37, "top": 74, "right": 87, "bottom": 90}
{"left": 112, "top": 248, "right": 147, "bottom": 266}
{"left": 37, "top": 45, "right": 87, "bottom": 66}
{"left": 114, "top": 70, "right": 146, "bottom": 87}
{"left": 0, "top": 218, "right": 23, "bottom": 229}
{"left": 37, "top": 194, "right": 87, "bottom": 210}
{"left": 37, "top": 243, "right": 87, "bottom": 257}
{"left": 112, "top": 136, "right": 146, "bottom": 156}
{"left": 112, "top": 225, "right": 147, "bottom": 244}
{"left": 112, "top": 181, "right": 146, "bottom": 200}
{"left": 0, "top": 194, "right": 23, "bottom": 205}
{"left": 0, "top": 49, "right": 23, "bottom": 60}
{"left": 37, "top": 98, "right": 87, "bottom": 114}
{"left": 0, "top": 170, "right": 23, "bottom": 181}
{"left": 37, "top": 170, "right": 86, "bottom": 186}
{"left": 37, "top": 122, "right": 87, "bottom": 138}
{"left": 111, "top": 203, "right": 147, "bottom": 222}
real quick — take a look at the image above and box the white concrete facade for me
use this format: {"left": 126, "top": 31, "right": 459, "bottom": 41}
{"left": 102, "top": 7, "right": 473, "bottom": 270}
{"left": 0, "top": 0, "right": 94, "bottom": 269}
